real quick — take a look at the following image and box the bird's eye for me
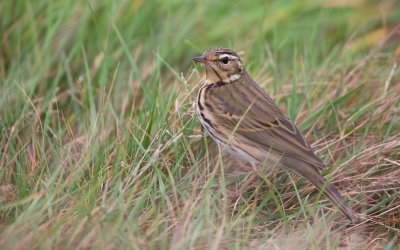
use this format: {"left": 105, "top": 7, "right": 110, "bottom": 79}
{"left": 221, "top": 57, "right": 229, "bottom": 64}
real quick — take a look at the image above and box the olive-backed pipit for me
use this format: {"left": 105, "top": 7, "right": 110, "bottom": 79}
{"left": 193, "top": 47, "right": 357, "bottom": 222}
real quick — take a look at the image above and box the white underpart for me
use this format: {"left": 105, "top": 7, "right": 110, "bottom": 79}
{"left": 224, "top": 145, "right": 259, "bottom": 165}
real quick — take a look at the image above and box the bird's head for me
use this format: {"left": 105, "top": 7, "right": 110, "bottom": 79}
{"left": 193, "top": 48, "right": 244, "bottom": 84}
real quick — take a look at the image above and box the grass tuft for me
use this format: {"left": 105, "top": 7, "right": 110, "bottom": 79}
{"left": 1, "top": 0, "right": 400, "bottom": 248}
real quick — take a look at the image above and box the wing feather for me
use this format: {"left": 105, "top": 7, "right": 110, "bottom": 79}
{"left": 205, "top": 74, "right": 324, "bottom": 169}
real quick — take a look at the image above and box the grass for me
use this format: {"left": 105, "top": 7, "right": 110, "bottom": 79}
{"left": 1, "top": 0, "right": 400, "bottom": 249}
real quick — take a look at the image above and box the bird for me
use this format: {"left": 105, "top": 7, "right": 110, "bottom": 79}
{"left": 192, "top": 47, "right": 357, "bottom": 222}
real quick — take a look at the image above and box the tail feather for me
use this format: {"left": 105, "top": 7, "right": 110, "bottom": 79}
{"left": 281, "top": 156, "right": 358, "bottom": 223}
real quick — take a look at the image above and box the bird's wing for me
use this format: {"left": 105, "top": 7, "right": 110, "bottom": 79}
{"left": 205, "top": 75, "right": 324, "bottom": 168}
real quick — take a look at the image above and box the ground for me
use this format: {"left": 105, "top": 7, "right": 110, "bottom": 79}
{"left": 1, "top": 0, "right": 400, "bottom": 249}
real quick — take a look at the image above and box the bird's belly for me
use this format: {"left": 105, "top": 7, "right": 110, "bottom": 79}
{"left": 223, "top": 144, "right": 259, "bottom": 165}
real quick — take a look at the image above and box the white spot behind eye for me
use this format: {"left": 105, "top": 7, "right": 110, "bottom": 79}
{"left": 220, "top": 73, "right": 241, "bottom": 83}
{"left": 228, "top": 74, "right": 241, "bottom": 81}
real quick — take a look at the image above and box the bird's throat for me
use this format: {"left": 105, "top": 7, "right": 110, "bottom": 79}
{"left": 205, "top": 66, "right": 222, "bottom": 84}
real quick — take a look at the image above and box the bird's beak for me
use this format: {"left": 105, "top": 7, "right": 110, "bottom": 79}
{"left": 192, "top": 55, "right": 208, "bottom": 64}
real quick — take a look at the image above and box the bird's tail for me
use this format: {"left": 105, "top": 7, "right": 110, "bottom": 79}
{"left": 281, "top": 157, "right": 358, "bottom": 223}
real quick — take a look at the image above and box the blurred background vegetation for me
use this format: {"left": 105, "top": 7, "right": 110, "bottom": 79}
{"left": 1, "top": 0, "right": 400, "bottom": 249}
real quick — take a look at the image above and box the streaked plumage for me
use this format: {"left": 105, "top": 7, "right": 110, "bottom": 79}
{"left": 193, "top": 47, "right": 357, "bottom": 222}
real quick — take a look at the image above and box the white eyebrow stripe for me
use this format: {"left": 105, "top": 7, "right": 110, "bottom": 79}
{"left": 218, "top": 54, "right": 238, "bottom": 60}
